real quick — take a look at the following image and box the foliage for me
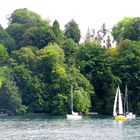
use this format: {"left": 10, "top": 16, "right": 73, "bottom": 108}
{"left": 76, "top": 42, "right": 119, "bottom": 114}
{"left": 6, "top": 8, "right": 51, "bottom": 50}
{"left": 0, "top": 80, "right": 22, "bottom": 114}
{"left": 0, "top": 26, "right": 15, "bottom": 53}
{"left": 6, "top": 23, "right": 26, "bottom": 50}
{"left": 111, "top": 39, "right": 140, "bottom": 114}
{"left": 74, "top": 88, "right": 90, "bottom": 112}
{"left": 50, "top": 94, "right": 68, "bottom": 115}
{"left": 23, "top": 24, "right": 56, "bottom": 49}
{"left": 11, "top": 47, "right": 36, "bottom": 69}
{"left": 66, "top": 67, "right": 94, "bottom": 113}
{"left": 62, "top": 39, "right": 78, "bottom": 65}
{"left": 0, "top": 66, "right": 10, "bottom": 87}
{"left": 14, "top": 43, "right": 93, "bottom": 114}
{"left": 64, "top": 19, "right": 81, "bottom": 43}
{"left": 0, "top": 44, "right": 8, "bottom": 64}
{"left": 112, "top": 17, "right": 140, "bottom": 42}
{"left": 52, "top": 20, "right": 65, "bottom": 45}
{"left": 8, "top": 8, "right": 41, "bottom": 25}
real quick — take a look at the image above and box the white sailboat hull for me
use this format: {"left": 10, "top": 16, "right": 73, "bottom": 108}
{"left": 124, "top": 85, "right": 136, "bottom": 119}
{"left": 67, "top": 111, "right": 82, "bottom": 119}
{"left": 67, "top": 86, "right": 82, "bottom": 120}
{"left": 126, "top": 112, "right": 136, "bottom": 119}
{"left": 66, "top": 114, "right": 82, "bottom": 119}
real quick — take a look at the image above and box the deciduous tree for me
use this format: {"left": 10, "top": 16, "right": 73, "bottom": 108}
{"left": 64, "top": 19, "right": 81, "bottom": 43}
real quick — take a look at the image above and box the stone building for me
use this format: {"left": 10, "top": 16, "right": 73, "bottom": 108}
{"left": 85, "top": 23, "right": 116, "bottom": 48}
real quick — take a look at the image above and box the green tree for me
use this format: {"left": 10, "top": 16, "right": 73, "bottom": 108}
{"left": 8, "top": 8, "right": 41, "bottom": 25}
{"left": 64, "top": 19, "right": 81, "bottom": 43}
{"left": 36, "top": 43, "right": 65, "bottom": 81}
{"left": 76, "top": 42, "right": 119, "bottom": 114}
{"left": 11, "top": 54, "right": 47, "bottom": 112}
{"left": 0, "top": 80, "right": 22, "bottom": 114}
{"left": 62, "top": 39, "right": 78, "bottom": 65}
{"left": 36, "top": 43, "right": 67, "bottom": 114}
{"left": 112, "top": 39, "right": 140, "bottom": 114}
{"left": 23, "top": 24, "right": 56, "bottom": 49}
{"left": 52, "top": 20, "right": 65, "bottom": 45}
{"left": 0, "top": 25, "right": 15, "bottom": 53}
{"left": 5, "top": 37, "right": 93, "bottom": 114}
{"left": 12, "top": 65, "right": 32, "bottom": 106}
{"left": 26, "top": 75, "right": 46, "bottom": 112}
{"left": 0, "top": 44, "right": 8, "bottom": 64}
{"left": 6, "top": 23, "right": 26, "bottom": 50}
{"left": 52, "top": 20, "right": 60, "bottom": 37}
{"left": 112, "top": 17, "right": 140, "bottom": 42}
{"left": 64, "top": 66, "right": 93, "bottom": 114}
{"left": 6, "top": 8, "right": 48, "bottom": 50}
{"left": 51, "top": 94, "right": 68, "bottom": 115}
{"left": 74, "top": 88, "right": 90, "bottom": 112}
{"left": 11, "top": 47, "right": 36, "bottom": 69}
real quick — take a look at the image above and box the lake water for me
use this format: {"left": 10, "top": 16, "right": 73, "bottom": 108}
{"left": 0, "top": 115, "right": 140, "bottom": 140}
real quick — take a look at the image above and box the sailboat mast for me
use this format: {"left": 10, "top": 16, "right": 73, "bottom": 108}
{"left": 71, "top": 85, "right": 73, "bottom": 112}
{"left": 124, "top": 86, "right": 126, "bottom": 114}
{"left": 124, "top": 84, "right": 129, "bottom": 114}
{"left": 126, "top": 85, "right": 129, "bottom": 113}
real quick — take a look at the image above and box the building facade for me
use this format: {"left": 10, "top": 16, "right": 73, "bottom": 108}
{"left": 85, "top": 24, "right": 116, "bottom": 48}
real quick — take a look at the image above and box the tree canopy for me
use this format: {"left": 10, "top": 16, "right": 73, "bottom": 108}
{"left": 112, "top": 17, "right": 140, "bottom": 42}
{"left": 0, "top": 44, "right": 8, "bottom": 64}
{"left": 9, "top": 8, "right": 41, "bottom": 25}
{"left": 64, "top": 19, "right": 81, "bottom": 43}
{"left": 0, "top": 25, "right": 15, "bottom": 53}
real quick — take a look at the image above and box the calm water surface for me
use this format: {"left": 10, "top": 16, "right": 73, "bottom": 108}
{"left": 0, "top": 115, "right": 140, "bottom": 140}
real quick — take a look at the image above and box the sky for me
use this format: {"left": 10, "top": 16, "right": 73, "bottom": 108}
{"left": 0, "top": 0, "right": 140, "bottom": 39}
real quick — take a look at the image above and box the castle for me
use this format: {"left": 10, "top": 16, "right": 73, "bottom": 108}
{"left": 85, "top": 23, "right": 116, "bottom": 48}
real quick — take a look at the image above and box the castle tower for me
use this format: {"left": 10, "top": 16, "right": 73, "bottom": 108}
{"left": 85, "top": 27, "right": 91, "bottom": 43}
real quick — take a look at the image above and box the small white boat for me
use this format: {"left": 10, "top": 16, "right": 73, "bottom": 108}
{"left": 66, "top": 85, "right": 82, "bottom": 120}
{"left": 124, "top": 85, "right": 136, "bottom": 119}
{"left": 126, "top": 112, "right": 136, "bottom": 119}
{"left": 67, "top": 111, "right": 82, "bottom": 119}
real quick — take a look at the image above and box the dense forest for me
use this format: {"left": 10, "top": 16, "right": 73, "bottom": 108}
{"left": 0, "top": 8, "right": 139, "bottom": 115}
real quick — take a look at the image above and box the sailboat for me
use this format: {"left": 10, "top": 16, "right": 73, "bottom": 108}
{"left": 113, "top": 86, "right": 127, "bottom": 121}
{"left": 124, "top": 85, "right": 136, "bottom": 119}
{"left": 66, "top": 85, "right": 82, "bottom": 119}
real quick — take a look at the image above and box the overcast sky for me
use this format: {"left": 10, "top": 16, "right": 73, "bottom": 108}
{"left": 0, "top": 0, "right": 140, "bottom": 38}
